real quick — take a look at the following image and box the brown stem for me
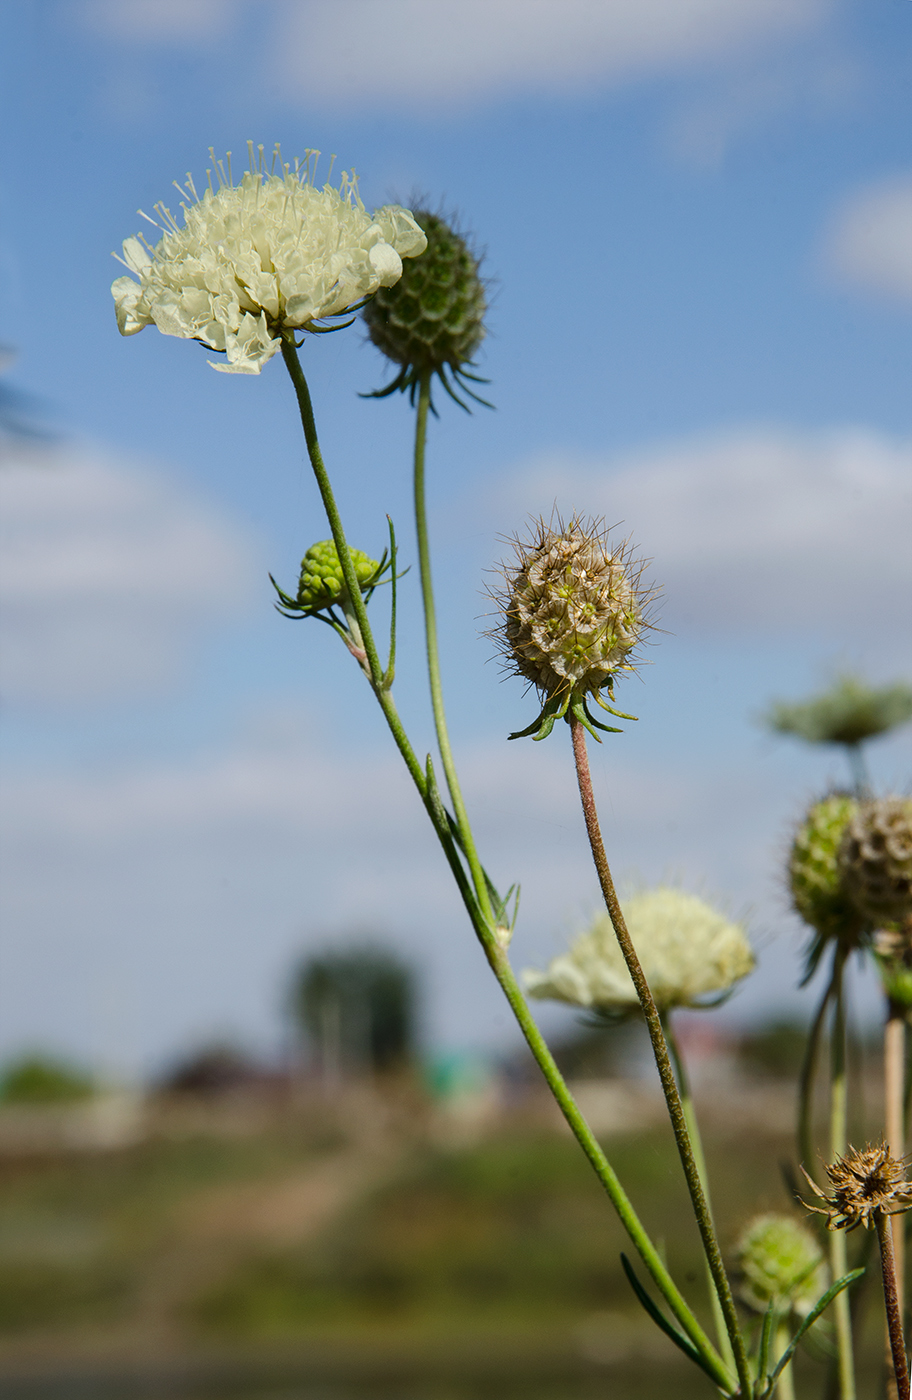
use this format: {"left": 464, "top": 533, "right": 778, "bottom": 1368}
{"left": 569, "top": 714, "right": 751, "bottom": 1396}
{"left": 879, "top": 1210, "right": 911, "bottom": 1400}
{"left": 887, "top": 1004, "right": 907, "bottom": 1313}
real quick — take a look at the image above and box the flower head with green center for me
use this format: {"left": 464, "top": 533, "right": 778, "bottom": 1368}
{"left": 111, "top": 144, "right": 427, "bottom": 375}
{"left": 490, "top": 514, "right": 657, "bottom": 741}
{"left": 362, "top": 208, "right": 489, "bottom": 411}
{"left": 523, "top": 888, "right": 754, "bottom": 1018}
{"left": 803, "top": 1142, "right": 912, "bottom": 1232}
{"left": 735, "top": 1214, "right": 827, "bottom": 1317}
{"left": 271, "top": 540, "right": 389, "bottom": 620}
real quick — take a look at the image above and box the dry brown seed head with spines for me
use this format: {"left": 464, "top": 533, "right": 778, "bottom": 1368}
{"left": 489, "top": 513, "right": 658, "bottom": 701}
{"left": 803, "top": 1142, "right": 912, "bottom": 1231}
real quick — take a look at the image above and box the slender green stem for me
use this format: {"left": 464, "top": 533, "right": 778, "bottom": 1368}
{"left": 412, "top": 370, "right": 493, "bottom": 922}
{"left": 488, "top": 944, "right": 734, "bottom": 1392}
{"left": 829, "top": 960, "right": 856, "bottom": 1400}
{"left": 773, "top": 1321, "right": 796, "bottom": 1400}
{"left": 569, "top": 715, "right": 751, "bottom": 1398}
{"left": 281, "top": 344, "right": 732, "bottom": 1391}
{"left": 879, "top": 1210, "right": 911, "bottom": 1400}
{"left": 798, "top": 948, "right": 841, "bottom": 1182}
{"left": 281, "top": 335, "right": 385, "bottom": 688}
{"left": 664, "top": 1013, "right": 736, "bottom": 1374}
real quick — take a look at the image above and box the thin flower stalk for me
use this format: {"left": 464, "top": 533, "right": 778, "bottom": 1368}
{"left": 412, "top": 369, "right": 492, "bottom": 922}
{"left": 878, "top": 1209, "right": 911, "bottom": 1400}
{"left": 829, "top": 971, "right": 855, "bottom": 1400}
{"left": 885, "top": 999, "right": 907, "bottom": 1398}
{"left": 279, "top": 341, "right": 733, "bottom": 1394}
{"left": 569, "top": 713, "right": 751, "bottom": 1397}
{"left": 663, "top": 1013, "right": 737, "bottom": 1375}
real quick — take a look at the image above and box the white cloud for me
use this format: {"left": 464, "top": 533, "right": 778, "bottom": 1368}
{"left": 273, "top": 0, "right": 829, "bottom": 109}
{"left": 0, "top": 443, "right": 258, "bottom": 703}
{"left": 79, "top": 0, "right": 238, "bottom": 43}
{"left": 823, "top": 174, "right": 912, "bottom": 306}
{"left": 494, "top": 427, "right": 912, "bottom": 650}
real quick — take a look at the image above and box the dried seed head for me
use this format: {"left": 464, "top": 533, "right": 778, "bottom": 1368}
{"left": 494, "top": 511, "right": 654, "bottom": 686}
{"left": 735, "top": 1214, "right": 826, "bottom": 1316}
{"left": 839, "top": 796, "right": 912, "bottom": 927}
{"left": 803, "top": 1143, "right": 912, "bottom": 1231}
{"left": 789, "top": 795, "right": 864, "bottom": 944}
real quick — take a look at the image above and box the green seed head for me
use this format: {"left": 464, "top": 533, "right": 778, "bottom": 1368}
{"left": 736, "top": 1214, "right": 826, "bottom": 1316}
{"left": 839, "top": 796, "right": 912, "bottom": 927}
{"left": 789, "top": 795, "right": 862, "bottom": 942}
{"left": 362, "top": 209, "right": 488, "bottom": 407}
{"left": 296, "top": 540, "right": 380, "bottom": 613}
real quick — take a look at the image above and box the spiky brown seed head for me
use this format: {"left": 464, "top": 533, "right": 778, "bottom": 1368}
{"left": 492, "top": 515, "right": 655, "bottom": 701}
{"left": 803, "top": 1143, "right": 912, "bottom": 1231}
{"left": 362, "top": 210, "right": 487, "bottom": 405}
{"left": 789, "top": 795, "right": 863, "bottom": 942}
{"left": 839, "top": 796, "right": 912, "bottom": 927}
{"left": 735, "top": 1214, "right": 826, "bottom": 1315}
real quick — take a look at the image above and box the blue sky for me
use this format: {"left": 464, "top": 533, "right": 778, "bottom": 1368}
{"left": 1, "top": 0, "right": 910, "bottom": 1079}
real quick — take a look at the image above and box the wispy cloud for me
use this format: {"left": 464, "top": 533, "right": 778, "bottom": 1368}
{"left": 492, "top": 427, "right": 912, "bottom": 657}
{"left": 273, "top": 0, "right": 831, "bottom": 110}
{"left": 823, "top": 173, "right": 912, "bottom": 306}
{"left": 0, "top": 443, "right": 258, "bottom": 703}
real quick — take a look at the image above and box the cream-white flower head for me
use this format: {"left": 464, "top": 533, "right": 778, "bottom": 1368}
{"left": 523, "top": 888, "right": 754, "bottom": 1016}
{"left": 111, "top": 144, "right": 428, "bottom": 374}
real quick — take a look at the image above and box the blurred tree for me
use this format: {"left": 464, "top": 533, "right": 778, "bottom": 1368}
{"left": 292, "top": 946, "right": 415, "bottom": 1082}
{"left": 763, "top": 674, "right": 912, "bottom": 795}
{"left": 0, "top": 1055, "right": 95, "bottom": 1105}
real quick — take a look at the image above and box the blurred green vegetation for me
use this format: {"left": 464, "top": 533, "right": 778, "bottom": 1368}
{"left": 0, "top": 1055, "right": 95, "bottom": 1105}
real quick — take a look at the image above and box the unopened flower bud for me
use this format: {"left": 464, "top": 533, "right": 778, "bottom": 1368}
{"left": 296, "top": 540, "right": 381, "bottom": 613}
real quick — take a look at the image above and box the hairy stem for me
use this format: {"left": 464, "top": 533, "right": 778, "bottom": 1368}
{"left": 798, "top": 948, "right": 841, "bottom": 1183}
{"left": 412, "top": 370, "right": 493, "bottom": 921}
{"left": 569, "top": 714, "right": 751, "bottom": 1397}
{"left": 664, "top": 1013, "right": 737, "bottom": 1373}
{"left": 879, "top": 1210, "right": 911, "bottom": 1400}
{"left": 886, "top": 1001, "right": 907, "bottom": 1399}
{"left": 830, "top": 961, "right": 856, "bottom": 1400}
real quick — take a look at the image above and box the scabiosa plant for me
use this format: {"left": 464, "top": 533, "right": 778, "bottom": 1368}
{"left": 112, "top": 144, "right": 427, "bottom": 374}
{"left": 362, "top": 208, "right": 489, "bottom": 410}
{"left": 491, "top": 514, "right": 657, "bottom": 742}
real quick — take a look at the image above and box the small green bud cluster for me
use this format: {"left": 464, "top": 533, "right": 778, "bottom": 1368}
{"left": 295, "top": 540, "right": 380, "bottom": 613}
{"left": 363, "top": 209, "right": 488, "bottom": 408}
{"left": 736, "top": 1214, "right": 826, "bottom": 1316}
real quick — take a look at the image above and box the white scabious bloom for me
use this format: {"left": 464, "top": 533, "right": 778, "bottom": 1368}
{"left": 523, "top": 888, "right": 754, "bottom": 1016}
{"left": 111, "top": 145, "right": 428, "bottom": 375}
